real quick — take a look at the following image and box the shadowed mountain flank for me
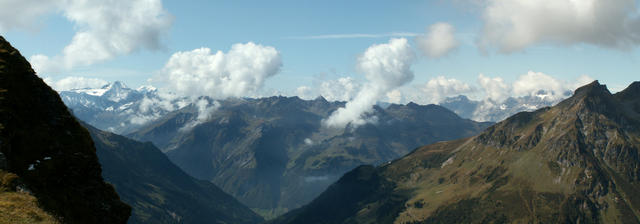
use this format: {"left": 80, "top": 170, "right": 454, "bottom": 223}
{"left": 0, "top": 36, "right": 131, "bottom": 223}
{"left": 85, "top": 123, "right": 264, "bottom": 224}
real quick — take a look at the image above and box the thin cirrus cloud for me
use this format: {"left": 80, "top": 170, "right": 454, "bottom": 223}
{"left": 14, "top": 0, "right": 173, "bottom": 74}
{"left": 286, "top": 32, "right": 419, "bottom": 40}
{"left": 157, "top": 42, "right": 282, "bottom": 99}
{"left": 323, "top": 38, "right": 415, "bottom": 129}
{"left": 478, "top": 0, "right": 640, "bottom": 52}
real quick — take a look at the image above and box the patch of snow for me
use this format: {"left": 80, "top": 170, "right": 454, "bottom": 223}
{"left": 137, "top": 85, "right": 157, "bottom": 92}
{"left": 118, "top": 102, "right": 134, "bottom": 111}
{"left": 522, "top": 104, "right": 538, "bottom": 110}
{"left": 536, "top": 93, "right": 552, "bottom": 100}
{"left": 74, "top": 88, "right": 109, "bottom": 96}
{"left": 108, "top": 91, "right": 130, "bottom": 103}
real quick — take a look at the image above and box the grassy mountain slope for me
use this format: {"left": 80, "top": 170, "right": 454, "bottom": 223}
{"left": 0, "top": 170, "right": 58, "bottom": 224}
{"left": 273, "top": 81, "right": 640, "bottom": 223}
{"left": 0, "top": 36, "right": 131, "bottom": 223}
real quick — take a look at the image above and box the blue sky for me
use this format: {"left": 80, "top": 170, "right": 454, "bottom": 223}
{"left": 2, "top": 0, "right": 639, "bottom": 102}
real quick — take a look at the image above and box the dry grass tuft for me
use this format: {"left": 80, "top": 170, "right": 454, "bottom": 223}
{"left": 0, "top": 170, "right": 58, "bottom": 224}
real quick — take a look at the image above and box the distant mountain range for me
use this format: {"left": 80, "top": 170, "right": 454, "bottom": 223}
{"left": 59, "top": 81, "right": 569, "bottom": 136}
{"left": 59, "top": 81, "right": 186, "bottom": 134}
{"left": 57, "top": 80, "right": 570, "bottom": 218}
{"left": 5, "top": 32, "right": 637, "bottom": 224}
{"left": 273, "top": 81, "right": 640, "bottom": 223}
{"left": 440, "top": 91, "right": 569, "bottom": 122}
{"left": 127, "top": 96, "right": 492, "bottom": 217}
{"left": 56, "top": 80, "right": 504, "bottom": 217}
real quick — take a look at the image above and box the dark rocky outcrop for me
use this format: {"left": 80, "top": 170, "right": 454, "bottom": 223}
{"left": 0, "top": 36, "right": 131, "bottom": 223}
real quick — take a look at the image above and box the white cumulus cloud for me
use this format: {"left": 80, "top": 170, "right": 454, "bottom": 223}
{"left": 159, "top": 42, "right": 282, "bottom": 99}
{"left": 416, "top": 23, "right": 459, "bottom": 58}
{"left": 296, "top": 86, "right": 315, "bottom": 100}
{"left": 43, "top": 76, "right": 109, "bottom": 91}
{"left": 295, "top": 77, "right": 362, "bottom": 101}
{"left": 21, "top": 0, "right": 172, "bottom": 74}
{"left": 385, "top": 89, "right": 403, "bottom": 104}
{"left": 478, "top": 74, "right": 511, "bottom": 102}
{"left": 512, "top": 71, "right": 566, "bottom": 101}
{"left": 479, "top": 0, "right": 640, "bottom": 52}
{"left": 180, "top": 98, "right": 221, "bottom": 132}
{"left": 304, "top": 138, "right": 314, "bottom": 146}
{"left": 419, "top": 76, "right": 474, "bottom": 104}
{"left": 477, "top": 72, "right": 595, "bottom": 102}
{"left": 319, "top": 77, "right": 362, "bottom": 102}
{"left": 324, "top": 38, "right": 415, "bottom": 128}
{"left": 0, "top": 0, "right": 58, "bottom": 32}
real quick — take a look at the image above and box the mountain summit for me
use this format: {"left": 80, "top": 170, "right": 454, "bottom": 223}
{"left": 60, "top": 80, "right": 179, "bottom": 134}
{"left": 274, "top": 80, "right": 640, "bottom": 223}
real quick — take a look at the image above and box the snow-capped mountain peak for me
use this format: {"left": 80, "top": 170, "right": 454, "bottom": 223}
{"left": 103, "top": 82, "right": 134, "bottom": 103}
{"left": 59, "top": 81, "right": 187, "bottom": 134}
{"left": 439, "top": 91, "right": 571, "bottom": 122}
{"left": 71, "top": 87, "right": 109, "bottom": 97}
{"left": 68, "top": 81, "right": 129, "bottom": 97}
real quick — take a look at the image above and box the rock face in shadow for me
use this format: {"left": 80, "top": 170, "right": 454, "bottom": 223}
{"left": 0, "top": 36, "right": 131, "bottom": 223}
{"left": 85, "top": 123, "right": 264, "bottom": 224}
{"left": 273, "top": 81, "right": 640, "bottom": 224}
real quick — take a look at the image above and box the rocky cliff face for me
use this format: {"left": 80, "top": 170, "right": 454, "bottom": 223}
{"left": 0, "top": 36, "right": 131, "bottom": 223}
{"left": 274, "top": 81, "right": 640, "bottom": 223}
